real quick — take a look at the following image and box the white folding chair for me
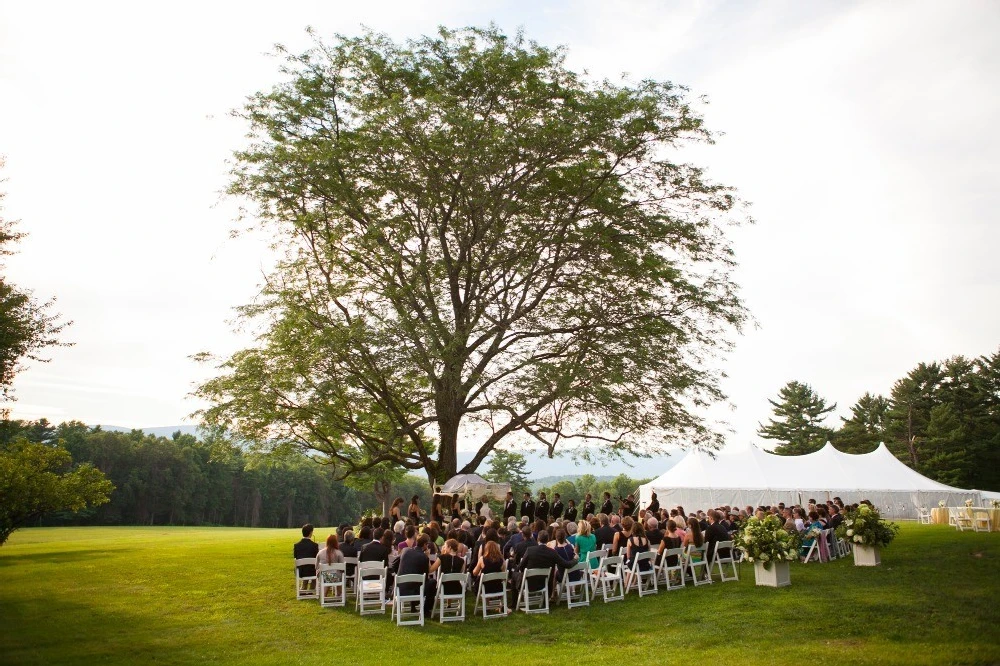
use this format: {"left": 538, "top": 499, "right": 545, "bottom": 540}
{"left": 431, "top": 573, "right": 468, "bottom": 623}
{"left": 294, "top": 557, "right": 318, "bottom": 600}
{"left": 917, "top": 507, "right": 931, "bottom": 525}
{"left": 825, "top": 530, "right": 839, "bottom": 561}
{"left": 624, "top": 551, "right": 658, "bottom": 597}
{"left": 657, "top": 547, "right": 687, "bottom": 591}
{"left": 391, "top": 574, "right": 426, "bottom": 626}
{"left": 517, "top": 568, "right": 552, "bottom": 614}
{"left": 355, "top": 562, "right": 387, "bottom": 615}
{"left": 590, "top": 555, "right": 625, "bottom": 603}
{"left": 955, "top": 508, "right": 974, "bottom": 532}
{"left": 585, "top": 549, "right": 607, "bottom": 575}
{"left": 473, "top": 571, "right": 509, "bottom": 619}
{"left": 685, "top": 545, "right": 712, "bottom": 586}
{"left": 973, "top": 510, "right": 992, "bottom": 532}
{"left": 558, "top": 562, "right": 591, "bottom": 609}
{"left": 948, "top": 507, "right": 959, "bottom": 528}
{"left": 711, "top": 540, "right": 739, "bottom": 582}
{"left": 801, "top": 538, "right": 821, "bottom": 563}
{"left": 342, "top": 557, "right": 359, "bottom": 598}
{"left": 317, "top": 562, "right": 347, "bottom": 607}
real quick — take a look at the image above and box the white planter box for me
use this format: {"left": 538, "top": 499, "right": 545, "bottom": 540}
{"left": 853, "top": 544, "right": 881, "bottom": 566}
{"left": 753, "top": 560, "right": 791, "bottom": 587}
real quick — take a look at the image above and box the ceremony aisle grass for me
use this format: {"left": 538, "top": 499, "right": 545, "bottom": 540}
{"left": 1, "top": 523, "right": 998, "bottom": 665}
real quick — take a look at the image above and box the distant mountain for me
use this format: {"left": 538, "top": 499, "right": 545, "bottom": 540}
{"left": 96, "top": 425, "right": 201, "bottom": 438}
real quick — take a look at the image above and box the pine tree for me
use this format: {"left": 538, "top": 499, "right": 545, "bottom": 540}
{"left": 485, "top": 449, "right": 531, "bottom": 498}
{"left": 834, "top": 392, "right": 889, "bottom": 453}
{"left": 758, "top": 381, "right": 836, "bottom": 455}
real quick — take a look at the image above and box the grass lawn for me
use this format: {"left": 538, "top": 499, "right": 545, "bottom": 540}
{"left": 1, "top": 523, "right": 998, "bottom": 665}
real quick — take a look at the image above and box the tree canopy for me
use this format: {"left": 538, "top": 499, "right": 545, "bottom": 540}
{"left": 0, "top": 161, "right": 68, "bottom": 403}
{"left": 196, "top": 26, "right": 748, "bottom": 485}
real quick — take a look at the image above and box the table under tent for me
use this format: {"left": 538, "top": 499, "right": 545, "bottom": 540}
{"left": 638, "top": 442, "right": 982, "bottom": 520}
{"left": 433, "top": 474, "right": 510, "bottom": 517}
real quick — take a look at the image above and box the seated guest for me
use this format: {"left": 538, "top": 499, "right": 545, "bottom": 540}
{"left": 792, "top": 507, "right": 806, "bottom": 532}
{"left": 683, "top": 517, "right": 704, "bottom": 551}
{"left": 519, "top": 530, "right": 578, "bottom": 591}
{"left": 360, "top": 530, "right": 394, "bottom": 571}
{"left": 575, "top": 519, "right": 598, "bottom": 566}
{"left": 595, "top": 514, "right": 615, "bottom": 549}
{"left": 356, "top": 526, "right": 373, "bottom": 551}
{"left": 294, "top": 523, "right": 319, "bottom": 587}
{"left": 800, "top": 511, "right": 824, "bottom": 556}
{"left": 397, "top": 525, "right": 417, "bottom": 552}
{"left": 611, "top": 516, "right": 634, "bottom": 556}
{"left": 552, "top": 528, "right": 579, "bottom": 583}
{"left": 704, "top": 510, "right": 729, "bottom": 564}
{"left": 624, "top": 520, "right": 650, "bottom": 571}
{"left": 828, "top": 504, "right": 844, "bottom": 530}
{"left": 393, "top": 534, "right": 433, "bottom": 613}
{"left": 512, "top": 525, "right": 536, "bottom": 566}
{"left": 565, "top": 520, "right": 577, "bottom": 546}
{"left": 392, "top": 520, "right": 406, "bottom": 546}
{"left": 421, "top": 527, "right": 439, "bottom": 554}
{"left": 646, "top": 517, "right": 663, "bottom": 549}
{"left": 656, "top": 519, "right": 684, "bottom": 565}
{"left": 472, "top": 540, "right": 505, "bottom": 596}
{"left": 430, "top": 538, "right": 466, "bottom": 596}
{"left": 340, "top": 530, "right": 359, "bottom": 577}
{"left": 816, "top": 505, "right": 829, "bottom": 528}
{"left": 564, "top": 499, "right": 578, "bottom": 523}
{"left": 317, "top": 533, "right": 344, "bottom": 566}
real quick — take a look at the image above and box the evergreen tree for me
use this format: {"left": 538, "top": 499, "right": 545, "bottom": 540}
{"left": 758, "top": 381, "right": 836, "bottom": 455}
{"left": 485, "top": 449, "right": 531, "bottom": 498}
{"left": 834, "top": 392, "right": 889, "bottom": 453}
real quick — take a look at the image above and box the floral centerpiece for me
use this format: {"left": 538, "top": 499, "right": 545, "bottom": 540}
{"left": 965, "top": 499, "right": 974, "bottom": 508}
{"left": 992, "top": 499, "right": 1000, "bottom": 509}
{"left": 836, "top": 503, "right": 899, "bottom": 566}
{"left": 938, "top": 500, "right": 946, "bottom": 508}
{"left": 735, "top": 514, "right": 800, "bottom": 586}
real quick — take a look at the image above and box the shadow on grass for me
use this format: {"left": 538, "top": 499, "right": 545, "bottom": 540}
{"left": 0, "top": 549, "right": 124, "bottom": 568}
{"left": 0, "top": 595, "right": 203, "bottom": 666}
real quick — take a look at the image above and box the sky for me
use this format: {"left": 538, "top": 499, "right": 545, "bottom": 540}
{"left": 0, "top": 0, "right": 998, "bottom": 464}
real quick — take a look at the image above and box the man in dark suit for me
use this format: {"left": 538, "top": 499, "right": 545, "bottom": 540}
{"left": 828, "top": 504, "right": 844, "bottom": 530}
{"left": 535, "top": 492, "right": 550, "bottom": 523}
{"left": 520, "top": 493, "right": 535, "bottom": 523}
{"left": 518, "top": 530, "right": 578, "bottom": 592}
{"left": 503, "top": 491, "right": 517, "bottom": 521}
{"left": 293, "top": 524, "right": 319, "bottom": 589}
{"left": 512, "top": 525, "right": 536, "bottom": 567}
{"left": 704, "top": 510, "right": 730, "bottom": 565}
{"left": 393, "top": 534, "right": 432, "bottom": 613}
{"left": 582, "top": 494, "right": 596, "bottom": 519}
{"left": 564, "top": 500, "right": 578, "bottom": 523}
{"left": 550, "top": 493, "right": 564, "bottom": 521}
{"left": 594, "top": 515, "right": 615, "bottom": 549}
{"left": 600, "top": 492, "right": 614, "bottom": 516}
{"left": 647, "top": 492, "right": 660, "bottom": 516}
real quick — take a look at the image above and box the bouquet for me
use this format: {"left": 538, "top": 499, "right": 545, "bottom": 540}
{"left": 938, "top": 500, "right": 946, "bottom": 508}
{"left": 733, "top": 514, "right": 801, "bottom": 570}
{"left": 836, "top": 504, "right": 899, "bottom": 548}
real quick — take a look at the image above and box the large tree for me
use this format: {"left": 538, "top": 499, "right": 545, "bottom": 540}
{"left": 196, "top": 27, "right": 748, "bottom": 485}
{"left": 834, "top": 392, "right": 889, "bottom": 454}
{"left": 485, "top": 448, "right": 531, "bottom": 498}
{"left": 0, "top": 161, "right": 68, "bottom": 403}
{"left": 758, "top": 380, "right": 836, "bottom": 455}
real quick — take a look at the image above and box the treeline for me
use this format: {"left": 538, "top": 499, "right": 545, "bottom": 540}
{"left": 0, "top": 420, "right": 433, "bottom": 528}
{"left": 762, "top": 349, "right": 1000, "bottom": 491}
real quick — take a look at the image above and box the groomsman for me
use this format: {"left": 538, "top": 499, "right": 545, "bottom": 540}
{"left": 520, "top": 492, "right": 535, "bottom": 522}
{"left": 600, "top": 492, "right": 614, "bottom": 516}
{"left": 535, "top": 492, "right": 550, "bottom": 522}
{"left": 550, "top": 493, "right": 564, "bottom": 520}
{"left": 503, "top": 491, "right": 517, "bottom": 521}
{"left": 564, "top": 499, "right": 578, "bottom": 523}
{"left": 582, "top": 494, "right": 596, "bottom": 519}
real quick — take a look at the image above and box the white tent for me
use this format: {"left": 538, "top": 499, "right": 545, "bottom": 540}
{"left": 638, "top": 442, "right": 981, "bottom": 519}
{"left": 438, "top": 474, "right": 510, "bottom": 501}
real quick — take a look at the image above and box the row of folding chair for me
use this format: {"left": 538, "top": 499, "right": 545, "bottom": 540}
{"left": 801, "top": 529, "right": 850, "bottom": 563}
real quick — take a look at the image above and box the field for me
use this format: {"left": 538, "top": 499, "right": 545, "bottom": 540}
{"left": 1, "top": 524, "right": 998, "bottom": 665}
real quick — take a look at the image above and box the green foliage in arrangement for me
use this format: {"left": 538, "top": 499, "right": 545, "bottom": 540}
{"left": 0, "top": 524, "right": 997, "bottom": 665}
{"left": 0, "top": 440, "right": 113, "bottom": 545}
{"left": 837, "top": 503, "right": 900, "bottom": 548}
{"left": 732, "top": 514, "right": 801, "bottom": 569}
{"left": 195, "top": 25, "right": 749, "bottom": 487}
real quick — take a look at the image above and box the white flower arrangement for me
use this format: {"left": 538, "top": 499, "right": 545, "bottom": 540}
{"left": 836, "top": 504, "right": 899, "bottom": 549}
{"left": 965, "top": 499, "right": 974, "bottom": 508}
{"left": 938, "top": 500, "right": 946, "bottom": 508}
{"left": 734, "top": 514, "right": 801, "bottom": 570}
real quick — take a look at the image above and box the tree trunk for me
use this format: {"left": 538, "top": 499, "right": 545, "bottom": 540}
{"left": 906, "top": 405, "right": 919, "bottom": 468}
